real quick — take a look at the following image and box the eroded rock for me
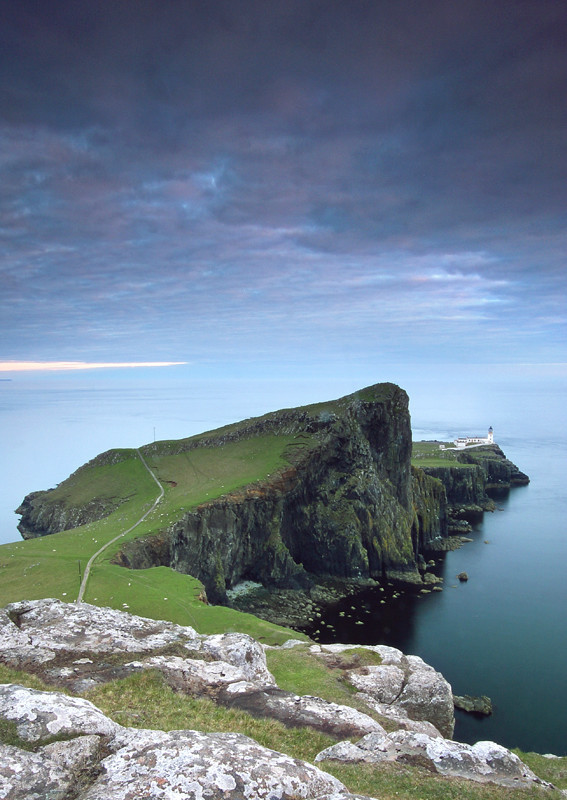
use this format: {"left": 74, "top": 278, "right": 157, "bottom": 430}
{"left": 347, "top": 665, "right": 405, "bottom": 704}
{"left": 84, "top": 729, "right": 347, "bottom": 800}
{"left": 454, "top": 693, "right": 493, "bottom": 715}
{"left": 201, "top": 632, "right": 275, "bottom": 684}
{"left": 316, "top": 730, "right": 552, "bottom": 790}
{"left": 222, "top": 686, "right": 387, "bottom": 739}
{"left": 144, "top": 654, "right": 273, "bottom": 697}
{"left": 0, "top": 684, "right": 121, "bottom": 743}
{"left": 0, "top": 744, "right": 73, "bottom": 800}
{"left": 0, "top": 685, "right": 356, "bottom": 800}
{"left": 330, "top": 644, "right": 454, "bottom": 738}
{"left": 2, "top": 598, "right": 200, "bottom": 663}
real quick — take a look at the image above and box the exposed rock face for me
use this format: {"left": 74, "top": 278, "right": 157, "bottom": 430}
{"left": 220, "top": 685, "right": 386, "bottom": 739}
{"left": 16, "top": 385, "right": 450, "bottom": 602}
{"left": 0, "top": 600, "right": 443, "bottom": 740}
{"left": 15, "top": 450, "right": 133, "bottom": 539}
{"left": 418, "top": 464, "right": 492, "bottom": 514}
{"left": 316, "top": 643, "right": 454, "bottom": 739}
{"left": 454, "top": 694, "right": 493, "bottom": 715}
{"left": 456, "top": 445, "right": 530, "bottom": 491}
{"left": 0, "top": 601, "right": 551, "bottom": 796}
{"left": 0, "top": 686, "right": 355, "bottom": 800}
{"left": 115, "top": 384, "right": 448, "bottom": 602}
{"left": 316, "top": 730, "right": 550, "bottom": 790}
{"left": 0, "top": 684, "right": 121, "bottom": 742}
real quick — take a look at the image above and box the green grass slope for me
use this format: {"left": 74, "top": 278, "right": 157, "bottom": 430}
{"left": 2, "top": 384, "right": 399, "bottom": 639}
{"left": 1, "top": 432, "right": 313, "bottom": 644}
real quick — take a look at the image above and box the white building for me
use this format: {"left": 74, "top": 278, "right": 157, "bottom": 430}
{"left": 438, "top": 427, "right": 494, "bottom": 451}
{"left": 453, "top": 427, "right": 494, "bottom": 449}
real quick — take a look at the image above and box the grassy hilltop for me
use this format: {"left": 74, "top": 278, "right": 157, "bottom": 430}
{"left": 2, "top": 385, "right": 397, "bottom": 642}
{"left": 2, "top": 435, "right": 309, "bottom": 644}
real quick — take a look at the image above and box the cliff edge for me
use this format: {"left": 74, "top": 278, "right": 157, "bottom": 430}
{"left": 16, "top": 383, "right": 448, "bottom": 603}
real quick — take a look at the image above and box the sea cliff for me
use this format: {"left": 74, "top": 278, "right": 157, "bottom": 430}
{"left": 114, "top": 384, "right": 447, "bottom": 602}
{"left": 15, "top": 384, "right": 529, "bottom": 607}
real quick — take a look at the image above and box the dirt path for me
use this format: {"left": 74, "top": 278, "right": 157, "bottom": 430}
{"left": 76, "top": 449, "right": 164, "bottom": 603}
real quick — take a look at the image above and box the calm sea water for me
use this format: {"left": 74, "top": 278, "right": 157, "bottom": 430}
{"left": 303, "top": 431, "right": 567, "bottom": 755}
{"left": 1, "top": 371, "right": 565, "bottom": 754}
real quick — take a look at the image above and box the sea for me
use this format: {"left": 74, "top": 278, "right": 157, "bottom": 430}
{"left": 0, "top": 369, "right": 565, "bottom": 755}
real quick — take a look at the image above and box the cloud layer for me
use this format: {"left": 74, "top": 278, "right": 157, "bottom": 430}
{"left": 1, "top": 0, "right": 565, "bottom": 374}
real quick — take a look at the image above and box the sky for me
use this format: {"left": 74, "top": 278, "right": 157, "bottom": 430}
{"left": 1, "top": 0, "right": 566, "bottom": 381}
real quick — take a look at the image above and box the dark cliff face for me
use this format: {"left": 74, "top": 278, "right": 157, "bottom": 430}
{"left": 117, "top": 385, "right": 448, "bottom": 603}
{"left": 417, "top": 464, "right": 490, "bottom": 509}
{"left": 455, "top": 445, "right": 530, "bottom": 492}
{"left": 420, "top": 445, "right": 529, "bottom": 508}
{"left": 16, "top": 383, "right": 452, "bottom": 604}
{"left": 16, "top": 491, "right": 124, "bottom": 539}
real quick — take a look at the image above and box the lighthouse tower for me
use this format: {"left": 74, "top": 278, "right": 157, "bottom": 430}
{"left": 487, "top": 426, "right": 494, "bottom": 444}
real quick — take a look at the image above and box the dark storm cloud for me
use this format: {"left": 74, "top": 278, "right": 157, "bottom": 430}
{"left": 1, "top": 0, "right": 565, "bottom": 369}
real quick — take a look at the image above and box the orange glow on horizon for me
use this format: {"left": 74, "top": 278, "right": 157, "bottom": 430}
{"left": 0, "top": 361, "right": 188, "bottom": 372}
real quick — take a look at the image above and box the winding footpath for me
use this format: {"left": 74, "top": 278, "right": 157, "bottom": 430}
{"left": 76, "top": 449, "right": 164, "bottom": 603}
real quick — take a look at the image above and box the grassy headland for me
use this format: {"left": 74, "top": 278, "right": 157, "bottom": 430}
{"left": 1, "top": 431, "right": 315, "bottom": 644}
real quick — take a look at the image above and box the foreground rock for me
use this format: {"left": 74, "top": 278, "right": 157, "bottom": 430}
{"left": 0, "top": 600, "right": 552, "bottom": 795}
{"left": 0, "top": 685, "right": 365, "bottom": 800}
{"left": 315, "top": 643, "right": 454, "bottom": 738}
{"left": 316, "top": 730, "right": 552, "bottom": 790}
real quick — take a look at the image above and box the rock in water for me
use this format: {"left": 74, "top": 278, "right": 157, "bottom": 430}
{"left": 454, "top": 694, "right": 493, "bottom": 715}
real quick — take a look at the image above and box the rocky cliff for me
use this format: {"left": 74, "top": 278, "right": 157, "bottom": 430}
{"left": 15, "top": 384, "right": 531, "bottom": 609}
{"left": 15, "top": 449, "right": 137, "bottom": 539}
{"left": 113, "top": 384, "right": 449, "bottom": 602}
{"left": 415, "top": 444, "right": 530, "bottom": 531}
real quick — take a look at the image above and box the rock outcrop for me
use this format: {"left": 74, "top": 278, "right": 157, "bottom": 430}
{"left": 15, "top": 450, "right": 134, "bottom": 539}
{"left": 0, "top": 685, "right": 355, "bottom": 800}
{"left": 17, "top": 384, "right": 451, "bottom": 603}
{"left": 314, "top": 643, "right": 454, "bottom": 739}
{"left": 315, "top": 731, "right": 550, "bottom": 790}
{"left": 417, "top": 444, "right": 529, "bottom": 532}
{"left": 0, "top": 600, "right": 553, "bottom": 797}
{"left": 118, "top": 386, "right": 453, "bottom": 601}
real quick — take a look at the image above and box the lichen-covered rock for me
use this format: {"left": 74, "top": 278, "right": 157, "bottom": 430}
{"left": 3, "top": 598, "right": 200, "bottom": 662}
{"left": 202, "top": 632, "right": 275, "bottom": 683}
{"left": 0, "top": 685, "right": 362, "bottom": 800}
{"left": 0, "top": 684, "right": 121, "bottom": 742}
{"left": 347, "top": 665, "right": 405, "bottom": 704}
{"left": 332, "top": 643, "right": 454, "bottom": 739}
{"left": 42, "top": 734, "right": 105, "bottom": 773}
{"left": 316, "top": 730, "right": 551, "bottom": 790}
{"left": 388, "top": 731, "right": 548, "bottom": 787}
{"left": 395, "top": 660, "right": 455, "bottom": 739}
{"left": 144, "top": 655, "right": 273, "bottom": 696}
{"left": 84, "top": 729, "right": 347, "bottom": 800}
{"left": 354, "top": 692, "right": 444, "bottom": 737}
{"left": 315, "top": 734, "right": 394, "bottom": 764}
{"left": 0, "top": 744, "right": 73, "bottom": 800}
{"left": 221, "top": 686, "right": 387, "bottom": 739}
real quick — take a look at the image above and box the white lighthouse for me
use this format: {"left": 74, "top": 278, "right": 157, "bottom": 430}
{"left": 451, "top": 426, "right": 496, "bottom": 449}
